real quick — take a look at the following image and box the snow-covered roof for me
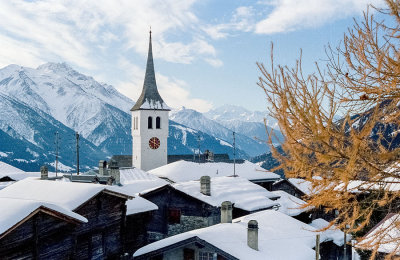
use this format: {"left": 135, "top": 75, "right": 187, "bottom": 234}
{"left": 287, "top": 178, "right": 313, "bottom": 195}
{"left": 126, "top": 196, "right": 158, "bottom": 215}
{"left": 149, "top": 160, "right": 280, "bottom": 183}
{"left": 134, "top": 210, "right": 345, "bottom": 260}
{"left": 0, "top": 181, "right": 14, "bottom": 190}
{"left": 356, "top": 213, "right": 400, "bottom": 255}
{"left": 120, "top": 167, "right": 159, "bottom": 183}
{"left": 0, "top": 161, "right": 24, "bottom": 176}
{"left": 335, "top": 178, "right": 400, "bottom": 193}
{"left": 0, "top": 171, "right": 59, "bottom": 181}
{"left": 0, "top": 178, "right": 132, "bottom": 210}
{"left": 172, "top": 176, "right": 279, "bottom": 211}
{"left": 115, "top": 167, "right": 169, "bottom": 195}
{"left": 309, "top": 218, "right": 349, "bottom": 246}
{"left": 272, "top": 190, "right": 311, "bottom": 216}
{"left": 0, "top": 197, "right": 87, "bottom": 238}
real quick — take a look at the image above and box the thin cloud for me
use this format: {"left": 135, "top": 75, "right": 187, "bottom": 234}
{"left": 115, "top": 57, "right": 213, "bottom": 113}
{"left": 202, "top": 6, "right": 255, "bottom": 40}
{"left": 0, "top": 0, "right": 220, "bottom": 112}
{"left": 0, "top": 0, "right": 219, "bottom": 69}
{"left": 255, "top": 0, "right": 385, "bottom": 34}
{"left": 203, "top": 1, "right": 383, "bottom": 37}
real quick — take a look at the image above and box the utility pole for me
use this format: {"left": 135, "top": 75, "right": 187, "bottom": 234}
{"left": 344, "top": 230, "right": 347, "bottom": 260}
{"left": 197, "top": 134, "right": 201, "bottom": 164}
{"left": 233, "top": 131, "right": 236, "bottom": 177}
{"left": 315, "top": 234, "right": 320, "bottom": 260}
{"left": 54, "top": 131, "right": 59, "bottom": 177}
{"left": 76, "top": 132, "right": 80, "bottom": 175}
{"left": 343, "top": 225, "right": 349, "bottom": 260}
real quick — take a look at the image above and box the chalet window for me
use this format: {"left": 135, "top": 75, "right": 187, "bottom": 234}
{"left": 156, "top": 116, "right": 161, "bottom": 129}
{"left": 184, "top": 248, "right": 195, "bottom": 260}
{"left": 167, "top": 208, "right": 181, "bottom": 224}
{"left": 199, "top": 251, "right": 217, "bottom": 260}
{"left": 148, "top": 116, "right": 153, "bottom": 129}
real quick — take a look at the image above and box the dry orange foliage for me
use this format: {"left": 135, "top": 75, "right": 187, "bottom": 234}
{"left": 257, "top": 1, "right": 400, "bottom": 258}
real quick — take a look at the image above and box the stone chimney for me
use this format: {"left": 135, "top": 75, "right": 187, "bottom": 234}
{"left": 247, "top": 220, "right": 259, "bottom": 251}
{"left": 40, "top": 166, "right": 48, "bottom": 180}
{"left": 98, "top": 160, "right": 107, "bottom": 176}
{"left": 109, "top": 161, "right": 120, "bottom": 185}
{"left": 221, "top": 201, "right": 232, "bottom": 223}
{"left": 200, "top": 176, "right": 211, "bottom": 196}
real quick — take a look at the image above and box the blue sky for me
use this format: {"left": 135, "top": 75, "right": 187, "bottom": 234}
{"left": 0, "top": 0, "right": 384, "bottom": 112}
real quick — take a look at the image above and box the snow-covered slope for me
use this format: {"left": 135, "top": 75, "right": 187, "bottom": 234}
{"left": 205, "top": 104, "right": 278, "bottom": 128}
{"left": 204, "top": 104, "right": 283, "bottom": 146}
{"left": 0, "top": 92, "right": 105, "bottom": 171}
{"left": 170, "top": 107, "right": 269, "bottom": 156}
{"left": 0, "top": 63, "right": 255, "bottom": 170}
{"left": 168, "top": 121, "right": 248, "bottom": 158}
{"left": 0, "top": 63, "right": 132, "bottom": 146}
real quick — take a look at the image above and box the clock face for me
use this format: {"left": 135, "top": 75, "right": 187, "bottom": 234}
{"left": 149, "top": 137, "right": 160, "bottom": 149}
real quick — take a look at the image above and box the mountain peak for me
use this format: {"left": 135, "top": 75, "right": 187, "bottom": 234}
{"left": 37, "top": 62, "right": 75, "bottom": 74}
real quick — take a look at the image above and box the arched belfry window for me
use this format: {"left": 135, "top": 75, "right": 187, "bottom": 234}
{"left": 156, "top": 117, "right": 161, "bottom": 129}
{"left": 148, "top": 116, "right": 153, "bottom": 129}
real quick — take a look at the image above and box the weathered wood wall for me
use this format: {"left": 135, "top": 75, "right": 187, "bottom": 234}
{"left": 0, "top": 191, "right": 128, "bottom": 260}
{"left": 0, "top": 213, "right": 76, "bottom": 260}
{"left": 142, "top": 186, "right": 220, "bottom": 242}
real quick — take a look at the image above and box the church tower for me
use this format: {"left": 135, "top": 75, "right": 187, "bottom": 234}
{"left": 131, "top": 30, "right": 170, "bottom": 171}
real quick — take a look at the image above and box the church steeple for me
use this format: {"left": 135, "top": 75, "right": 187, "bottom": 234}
{"left": 131, "top": 29, "right": 169, "bottom": 111}
{"left": 131, "top": 29, "right": 170, "bottom": 171}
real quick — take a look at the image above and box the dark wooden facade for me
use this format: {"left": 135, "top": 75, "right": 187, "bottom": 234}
{"left": 73, "top": 191, "right": 128, "bottom": 259}
{"left": 125, "top": 211, "right": 154, "bottom": 255}
{"left": 0, "top": 210, "right": 79, "bottom": 260}
{"left": 141, "top": 185, "right": 221, "bottom": 242}
{"left": 272, "top": 179, "right": 306, "bottom": 198}
{"left": 0, "top": 191, "right": 130, "bottom": 260}
{"left": 133, "top": 236, "right": 238, "bottom": 260}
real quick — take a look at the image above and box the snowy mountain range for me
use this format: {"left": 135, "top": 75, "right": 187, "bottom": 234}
{"left": 204, "top": 105, "right": 283, "bottom": 146}
{"left": 170, "top": 107, "right": 275, "bottom": 157}
{"left": 0, "top": 62, "right": 279, "bottom": 171}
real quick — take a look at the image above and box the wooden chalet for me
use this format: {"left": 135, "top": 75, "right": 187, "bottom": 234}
{"left": 140, "top": 176, "right": 280, "bottom": 242}
{"left": 0, "top": 178, "right": 133, "bottom": 259}
{"left": 133, "top": 210, "right": 348, "bottom": 260}
{"left": 0, "top": 198, "right": 86, "bottom": 259}
{"left": 272, "top": 178, "right": 308, "bottom": 198}
{"left": 140, "top": 184, "right": 220, "bottom": 242}
{"left": 355, "top": 213, "right": 400, "bottom": 259}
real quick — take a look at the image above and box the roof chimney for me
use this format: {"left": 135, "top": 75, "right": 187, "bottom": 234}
{"left": 247, "top": 220, "right": 259, "bottom": 251}
{"left": 109, "top": 161, "right": 120, "bottom": 185}
{"left": 40, "top": 166, "right": 48, "bottom": 180}
{"left": 221, "top": 201, "right": 232, "bottom": 223}
{"left": 200, "top": 176, "right": 211, "bottom": 196}
{"left": 98, "top": 160, "right": 107, "bottom": 176}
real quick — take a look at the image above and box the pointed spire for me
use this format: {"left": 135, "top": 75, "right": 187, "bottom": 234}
{"left": 131, "top": 30, "right": 170, "bottom": 111}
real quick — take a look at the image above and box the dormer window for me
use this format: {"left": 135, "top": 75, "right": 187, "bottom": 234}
{"left": 156, "top": 117, "right": 161, "bottom": 129}
{"left": 148, "top": 116, "right": 153, "bottom": 129}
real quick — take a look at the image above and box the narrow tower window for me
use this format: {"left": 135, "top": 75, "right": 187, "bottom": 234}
{"left": 156, "top": 117, "right": 161, "bottom": 129}
{"left": 148, "top": 116, "right": 153, "bottom": 129}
